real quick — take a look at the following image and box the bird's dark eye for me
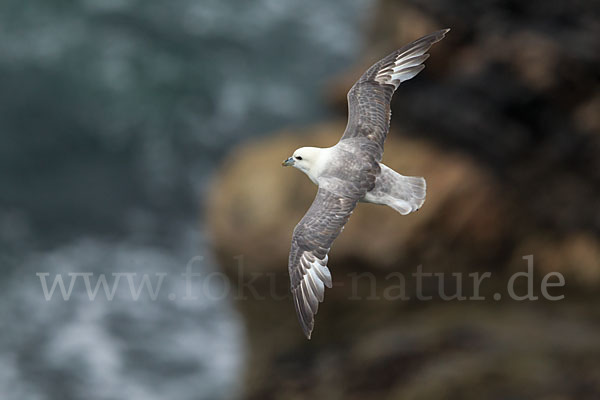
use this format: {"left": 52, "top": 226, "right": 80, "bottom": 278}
{"left": 295, "top": 156, "right": 302, "bottom": 160}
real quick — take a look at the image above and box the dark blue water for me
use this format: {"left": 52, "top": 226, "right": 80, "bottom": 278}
{"left": 0, "top": 0, "right": 370, "bottom": 398}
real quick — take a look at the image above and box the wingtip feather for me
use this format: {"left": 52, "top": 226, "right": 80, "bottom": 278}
{"left": 437, "top": 28, "right": 451, "bottom": 37}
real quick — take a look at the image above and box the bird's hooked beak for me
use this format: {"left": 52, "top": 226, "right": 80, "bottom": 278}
{"left": 282, "top": 157, "right": 295, "bottom": 167}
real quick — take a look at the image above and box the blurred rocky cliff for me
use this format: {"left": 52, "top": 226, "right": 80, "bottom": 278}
{"left": 206, "top": 0, "right": 600, "bottom": 398}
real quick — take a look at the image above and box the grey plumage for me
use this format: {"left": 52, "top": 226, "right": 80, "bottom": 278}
{"left": 341, "top": 29, "right": 449, "bottom": 160}
{"left": 287, "top": 29, "right": 449, "bottom": 339}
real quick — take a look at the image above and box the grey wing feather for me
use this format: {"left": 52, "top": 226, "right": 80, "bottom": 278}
{"left": 340, "top": 29, "right": 450, "bottom": 160}
{"left": 288, "top": 187, "right": 359, "bottom": 339}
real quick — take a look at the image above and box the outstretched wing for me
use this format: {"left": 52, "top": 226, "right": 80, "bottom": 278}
{"left": 288, "top": 187, "right": 359, "bottom": 339}
{"left": 341, "top": 29, "right": 449, "bottom": 160}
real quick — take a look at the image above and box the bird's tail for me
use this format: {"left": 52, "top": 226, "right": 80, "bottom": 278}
{"left": 362, "top": 164, "right": 426, "bottom": 215}
{"left": 386, "top": 175, "right": 426, "bottom": 215}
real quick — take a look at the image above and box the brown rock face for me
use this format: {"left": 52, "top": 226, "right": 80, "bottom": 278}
{"left": 205, "top": 0, "right": 600, "bottom": 397}
{"left": 331, "top": 0, "right": 600, "bottom": 237}
{"left": 206, "top": 122, "right": 600, "bottom": 399}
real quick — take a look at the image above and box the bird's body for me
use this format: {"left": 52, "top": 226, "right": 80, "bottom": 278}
{"left": 282, "top": 29, "right": 449, "bottom": 339}
{"left": 288, "top": 142, "right": 426, "bottom": 213}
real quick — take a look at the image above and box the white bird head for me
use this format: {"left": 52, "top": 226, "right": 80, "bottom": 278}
{"left": 282, "top": 146, "right": 329, "bottom": 185}
{"left": 282, "top": 147, "right": 323, "bottom": 173}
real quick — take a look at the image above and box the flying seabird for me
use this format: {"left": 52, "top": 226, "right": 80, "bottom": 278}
{"left": 282, "top": 29, "right": 449, "bottom": 339}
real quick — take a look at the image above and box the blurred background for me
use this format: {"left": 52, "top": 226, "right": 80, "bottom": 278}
{"left": 1, "top": 0, "right": 599, "bottom": 399}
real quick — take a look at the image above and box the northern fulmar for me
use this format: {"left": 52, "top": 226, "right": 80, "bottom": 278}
{"left": 282, "top": 29, "right": 449, "bottom": 339}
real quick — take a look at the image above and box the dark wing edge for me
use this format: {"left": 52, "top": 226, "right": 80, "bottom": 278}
{"left": 340, "top": 29, "right": 450, "bottom": 156}
{"left": 288, "top": 187, "right": 359, "bottom": 339}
